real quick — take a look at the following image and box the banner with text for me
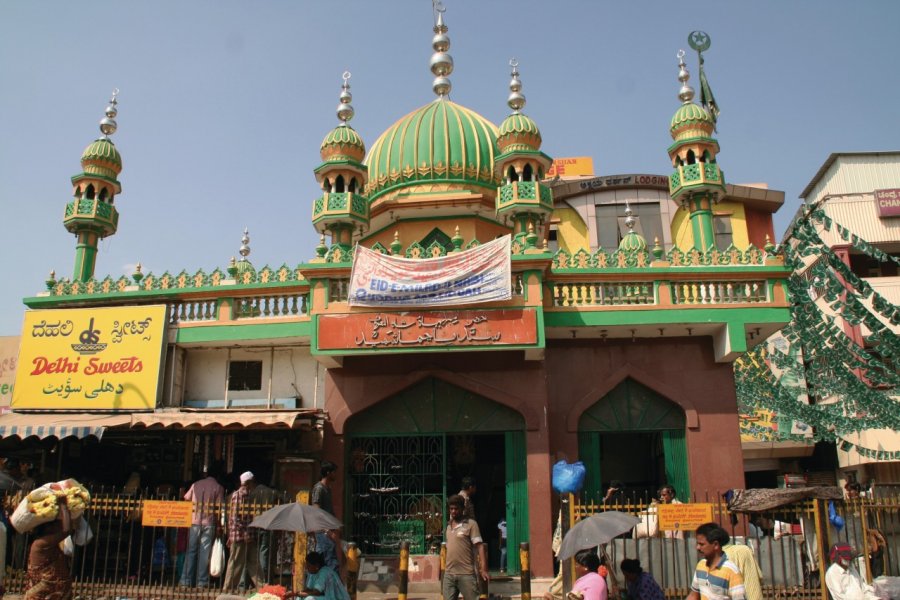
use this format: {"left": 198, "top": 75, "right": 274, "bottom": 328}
{"left": 349, "top": 235, "right": 511, "bottom": 307}
{"left": 13, "top": 305, "right": 167, "bottom": 410}
{"left": 0, "top": 336, "right": 19, "bottom": 412}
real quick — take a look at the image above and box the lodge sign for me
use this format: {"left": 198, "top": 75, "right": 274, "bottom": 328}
{"left": 316, "top": 308, "right": 539, "bottom": 353}
{"left": 875, "top": 188, "right": 900, "bottom": 218}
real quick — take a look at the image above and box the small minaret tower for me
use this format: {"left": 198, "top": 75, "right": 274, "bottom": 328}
{"left": 65, "top": 90, "right": 123, "bottom": 281}
{"left": 667, "top": 44, "right": 725, "bottom": 252}
{"left": 495, "top": 60, "right": 553, "bottom": 250}
{"left": 311, "top": 72, "right": 369, "bottom": 257}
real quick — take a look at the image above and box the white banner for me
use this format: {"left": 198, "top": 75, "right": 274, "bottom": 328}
{"left": 348, "top": 236, "right": 512, "bottom": 307}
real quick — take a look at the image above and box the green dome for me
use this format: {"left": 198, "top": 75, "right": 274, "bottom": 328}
{"left": 81, "top": 138, "right": 122, "bottom": 172}
{"left": 365, "top": 100, "right": 499, "bottom": 201}
{"left": 320, "top": 124, "right": 366, "bottom": 163}
{"left": 669, "top": 102, "right": 714, "bottom": 138}
{"left": 497, "top": 113, "right": 542, "bottom": 152}
{"left": 618, "top": 231, "right": 648, "bottom": 252}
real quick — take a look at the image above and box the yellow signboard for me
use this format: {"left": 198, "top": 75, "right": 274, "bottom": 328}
{"left": 142, "top": 500, "right": 193, "bottom": 528}
{"left": 657, "top": 503, "right": 715, "bottom": 531}
{"left": 0, "top": 336, "right": 19, "bottom": 411}
{"left": 546, "top": 156, "right": 595, "bottom": 178}
{"left": 13, "top": 305, "right": 167, "bottom": 410}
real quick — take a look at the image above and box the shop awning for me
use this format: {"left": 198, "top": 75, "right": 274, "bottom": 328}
{"left": 0, "top": 413, "right": 132, "bottom": 440}
{"left": 129, "top": 410, "right": 323, "bottom": 430}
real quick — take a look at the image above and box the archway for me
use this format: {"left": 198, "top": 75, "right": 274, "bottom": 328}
{"left": 578, "top": 378, "right": 689, "bottom": 503}
{"left": 346, "top": 377, "right": 527, "bottom": 573}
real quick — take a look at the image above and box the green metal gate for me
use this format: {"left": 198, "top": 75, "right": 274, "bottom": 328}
{"left": 346, "top": 377, "right": 528, "bottom": 571}
{"left": 578, "top": 378, "right": 690, "bottom": 500}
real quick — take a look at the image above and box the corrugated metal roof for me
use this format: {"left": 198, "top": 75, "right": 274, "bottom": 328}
{"left": 801, "top": 152, "right": 900, "bottom": 201}
{"left": 818, "top": 195, "right": 900, "bottom": 245}
{"left": 800, "top": 150, "right": 900, "bottom": 198}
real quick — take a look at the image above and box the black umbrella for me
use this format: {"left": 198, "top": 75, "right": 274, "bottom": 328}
{"left": 249, "top": 503, "right": 343, "bottom": 532}
{"left": 557, "top": 511, "right": 641, "bottom": 560}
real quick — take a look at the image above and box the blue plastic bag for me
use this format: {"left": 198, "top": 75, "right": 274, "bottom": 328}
{"left": 828, "top": 501, "right": 845, "bottom": 531}
{"left": 552, "top": 460, "right": 586, "bottom": 494}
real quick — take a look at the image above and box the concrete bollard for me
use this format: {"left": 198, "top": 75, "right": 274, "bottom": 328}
{"left": 519, "top": 542, "right": 531, "bottom": 600}
{"left": 346, "top": 542, "right": 360, "bottom": 600}
{"left": 440, "top": 542, "right": 447, "bottom": 600}
{"left": 398, "top": 541, "right": 410, "bottom": 600}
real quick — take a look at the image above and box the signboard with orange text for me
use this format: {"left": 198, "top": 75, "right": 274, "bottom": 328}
{"left": 657, "top": 503, "right": 715, "bottom": 531}
{"left": 546, "top": 156, "right": 595, "bottom": 178}
{"left": 12, "top": 305, "right": 167, "bottom": 410}
{"left": 141, "top": 500, "right": 193, "bottom": 528}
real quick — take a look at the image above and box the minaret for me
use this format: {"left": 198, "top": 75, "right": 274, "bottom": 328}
{"left": 667, "top": 44, "right": 725, "bottom": 252}
{"left": 312, "top": 72, "right": 369, "bottom": 256}
{"left": 65, "top": 90, "right": 123, "bottom": 281}
{"left": 430, "top": 1, "right": 453, "bottom": 99}
{"left": 495, "top": 60, "right": 553, "bottom": 250}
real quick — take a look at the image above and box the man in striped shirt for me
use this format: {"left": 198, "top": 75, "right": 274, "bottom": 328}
{"left": 687, "top": 523, "right": 745, "bottom": 600}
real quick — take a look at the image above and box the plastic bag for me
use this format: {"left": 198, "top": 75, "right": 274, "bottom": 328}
{"left": 72, "top": 516, "right": 93, "bottom": 546}
{"left": 10, "top": 478, "right": 91, "bottom": 533}
{"left": 551, "top": 460, "right": 586, "bottom": 494}
{"left": 61, "top": 536, "right": 74, "bottom": 557}
{"left": 209, "top": 538, "right": 225, "bottom": 577}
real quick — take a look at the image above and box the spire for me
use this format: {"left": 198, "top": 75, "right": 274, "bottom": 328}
{"left": 336, "top": 71, "right": 354, "bottom": 125}
{"left": 65, "top": 89, "right": 124, "bottom": 281}
{"left": 676, "top": 50, "right": 694, "bottom": 104}
{"left": 430, "top": 0, "right": 453, "bottom": 99}
{"left": 99, "top": 89, "right": 119, "bottom": 139}
{"left": 507, "top": 59, "right": 525, "bottom": 114}
{"left": 239, "top": 228, "right": 251, "bottom": 262}
{"left": 688, "top": 31, "right": 719, "bottom": 127}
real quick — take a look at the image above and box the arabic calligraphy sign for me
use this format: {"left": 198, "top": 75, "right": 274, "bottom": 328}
{"left": 316, "top": 309, "right": 538, "bottom": 352}
{"left": 13, "top": 306, "right": 167, "bottom": 410}
{"left": 348, "top": 235, "right": 511, "bottom": 307}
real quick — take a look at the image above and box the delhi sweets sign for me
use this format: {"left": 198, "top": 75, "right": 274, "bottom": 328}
{"left": 348, "top": 235, "right": 512, "bottom": 307}
{"left": 13, "top": 305, "right": 167, "bottom": 410}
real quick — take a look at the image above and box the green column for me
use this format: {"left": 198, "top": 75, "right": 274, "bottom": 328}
{"left": 73, "top": 231, "right": 98, "bottom": 281}
{"left": 688, "top": 194, "right": 715, "bottom": 251}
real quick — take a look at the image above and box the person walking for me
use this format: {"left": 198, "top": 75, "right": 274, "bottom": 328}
{"left": 443, "top": 494, "right": 488, "bottom": 600}
{"left": 497, "top": 518, "right": 507, "bottom": 575}
{"left": 458, "top": 477, "right": 477, "bottom": 521}
{"left": 179, "top": 465, "right": 225, "bottom": 588}
{"left": 722, "top": 543, "right": 763, "bottom": 600}
{"left": 25, "top": 498, "right": 73, "bottom": 600}
{"left": 687, "top": 522, "right": 745, "bottom": 600}
{"left": 310, "top": 461, "right": 341, "bottom": 571}
{"left": 222, "top": 471, "right": 260, "bottom": 591}
{"left": 249, "top": 475, "right": 277, "bottom": 584}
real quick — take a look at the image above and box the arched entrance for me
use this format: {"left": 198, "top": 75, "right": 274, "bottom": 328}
{"left": 578, "top": 378, "right": 690, "bottom": 502}
{"left": 346, "top": 377, "right": 527, "bottom": 573}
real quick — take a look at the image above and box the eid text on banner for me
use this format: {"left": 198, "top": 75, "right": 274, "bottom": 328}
{"left": 348, "top": 236, "right": 512, "bottom": 307}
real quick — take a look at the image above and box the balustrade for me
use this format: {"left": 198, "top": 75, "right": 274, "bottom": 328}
{"left": 233, "top": 293, "right": 308, "bottom": 318}
{"left": 167, "top": 299, "right": 217, "bottom": 323}
{"left": 671, "top": 280, "right": 767, "bottom": 304}
{"left": 549, "top": 281, "right": 655, "bottom": 307}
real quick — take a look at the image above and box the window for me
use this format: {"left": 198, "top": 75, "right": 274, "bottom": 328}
{"left": 419, "top": 228, "right": 453, "bottom": 253}
{"left": 713, "top": 216, "right": 733, "bottom": 248}
{"left": 547, "top": 225, "right": 559, "bottom": 253}
{"left": 596, "top": 204, "right": 663, "bottom": 251}
{"left": 228, "top": 360, "right": 263, "bottom": 391}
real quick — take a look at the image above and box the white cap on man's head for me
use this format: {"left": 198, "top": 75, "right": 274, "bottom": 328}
{"left": 240, "top": 471, "right": 254, "bottom": 484}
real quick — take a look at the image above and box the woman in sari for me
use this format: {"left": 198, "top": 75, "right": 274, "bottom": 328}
{"left": 25, "top": 498, "right": 73, "bottom": 600}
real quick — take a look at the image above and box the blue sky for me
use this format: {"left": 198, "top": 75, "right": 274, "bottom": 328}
{"left": 1, "top": 1, "right": 899, "bottom": 335}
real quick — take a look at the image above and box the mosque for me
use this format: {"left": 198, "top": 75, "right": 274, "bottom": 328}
{"left": 3, "top": 6, "right": 791, "bottom": 577}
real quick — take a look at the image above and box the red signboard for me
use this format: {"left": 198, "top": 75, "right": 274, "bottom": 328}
{"left": 875, "top": 188, "right": 900, "bottom": 217}
{"left": 317, "top": 309, "right": 538, "bottom": 352}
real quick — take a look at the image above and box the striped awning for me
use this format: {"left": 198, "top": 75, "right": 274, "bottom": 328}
{"left": 129, "top": 410, "right": 322, "bottom": 430}
{"left": 0, "top": 413, "right": 131, "bottom": 440}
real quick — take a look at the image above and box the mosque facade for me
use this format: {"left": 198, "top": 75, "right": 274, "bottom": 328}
{"left": 3, "top": 10, "right": 791, "bottom": 577}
